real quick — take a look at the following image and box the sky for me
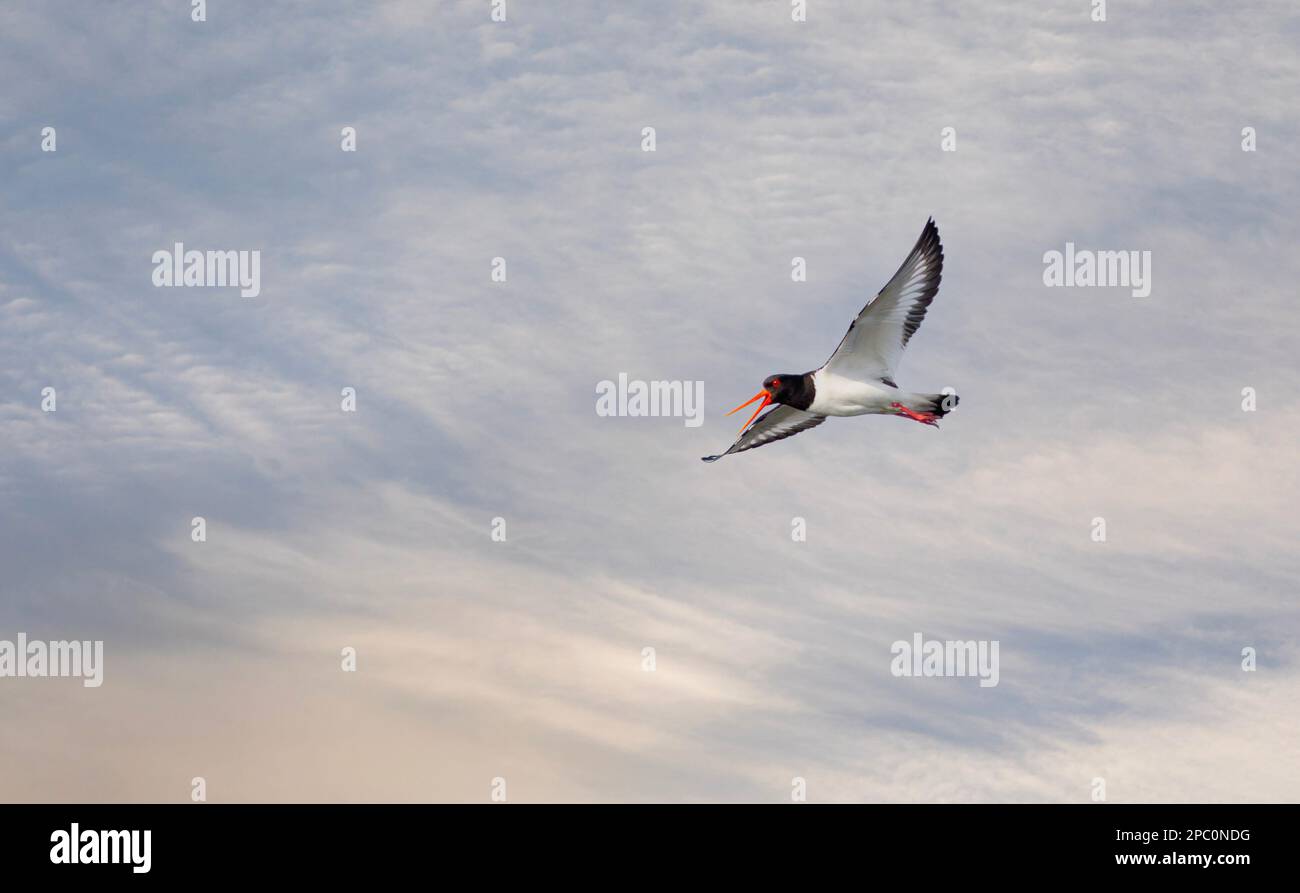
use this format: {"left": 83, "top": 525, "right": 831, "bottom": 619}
{"left": 0, "top": 0, "right": 1297, "bottom": 802}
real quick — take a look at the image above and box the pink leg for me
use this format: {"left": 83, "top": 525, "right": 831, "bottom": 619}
{"left": 890, "top": 402, "right": 940, "bottom": 427}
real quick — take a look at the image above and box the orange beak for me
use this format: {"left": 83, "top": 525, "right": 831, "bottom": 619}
{"left": 725, "top": 389, "right": 772, "bottom": 433}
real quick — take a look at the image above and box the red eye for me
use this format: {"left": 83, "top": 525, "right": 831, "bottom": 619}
{"left": 772, "top": 379, "right": 781, "bottom": 388}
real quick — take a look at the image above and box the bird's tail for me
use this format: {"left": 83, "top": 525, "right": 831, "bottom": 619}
{"left": 924, "top": 392, "right": 960, "bottom": 418}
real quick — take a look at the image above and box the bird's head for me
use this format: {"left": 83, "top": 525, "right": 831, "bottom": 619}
{"left": 725, "top": 374, "right": 797, "bottom": 432}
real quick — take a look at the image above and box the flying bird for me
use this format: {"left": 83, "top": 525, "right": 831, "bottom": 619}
{"left": 703, "top": 218, "right": 957, "bottom": 462}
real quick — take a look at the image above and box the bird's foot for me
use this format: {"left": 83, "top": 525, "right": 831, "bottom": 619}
{"left": 890, "top": 402, "right": 940, "bottom": 427}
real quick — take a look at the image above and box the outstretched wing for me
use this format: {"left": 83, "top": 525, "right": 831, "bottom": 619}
{"left": 821, "top": 218, "right": 943, "bottom": 382}
{"left": 701, "top": 405, "right": 827, "bottom": 462}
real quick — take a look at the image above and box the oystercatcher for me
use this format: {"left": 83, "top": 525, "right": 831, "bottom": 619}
{"left": 703, "top": 218, "right": 957, "bottom": 462}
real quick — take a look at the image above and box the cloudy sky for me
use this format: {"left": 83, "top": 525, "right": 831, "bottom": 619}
{"left": 1, "top": 0, "right": 1297, "bottom": 802}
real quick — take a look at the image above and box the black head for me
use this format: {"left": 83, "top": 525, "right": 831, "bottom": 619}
{"left": 763, "top": 374, "right": 814, "bottom": 411}
{"left": 725, "top": 373, "right": 815, "bottom": 431}
{"left": 763, "top": 375, "right": 792, "bottom": 404}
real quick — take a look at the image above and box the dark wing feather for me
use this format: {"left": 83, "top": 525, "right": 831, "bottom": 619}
{"left": 821, "top": 218, "right": 943, "bottom": 381}
{"left": 701, "top": 405, "right": 827, "bottom": 462}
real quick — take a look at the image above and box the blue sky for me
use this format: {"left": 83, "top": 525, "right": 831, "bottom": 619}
{"left": 1, "top": 0, "right": 1297, "bottom": 801}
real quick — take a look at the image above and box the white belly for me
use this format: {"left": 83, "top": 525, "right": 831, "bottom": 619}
{"left": 809, "top": 369, "right": 899, "bottom": 417}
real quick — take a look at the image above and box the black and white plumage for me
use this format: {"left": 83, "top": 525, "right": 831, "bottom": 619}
{"left": 702, "top": 218, "right": 957, "bottom": 463}
{"left": 701, "top": 405, "right": 826, "bottom": 463}
{"left": 821, "top": 216, "right": 943, "bottom": 382}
